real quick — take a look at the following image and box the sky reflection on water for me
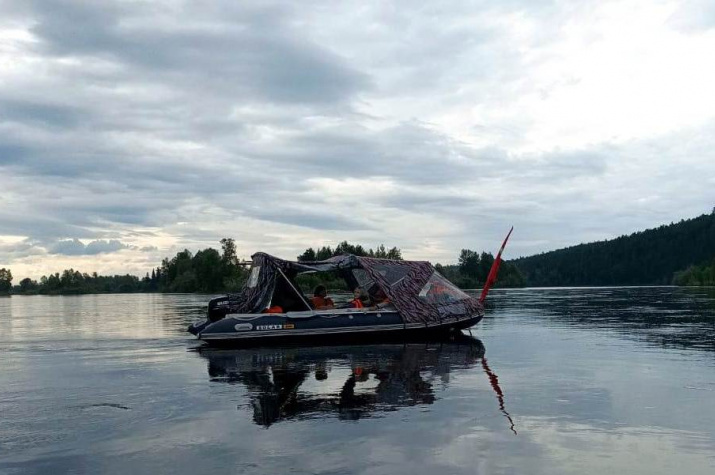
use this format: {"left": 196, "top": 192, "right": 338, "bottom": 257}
{"left": 0, "top": 288, "right": 714, "bottom": 474}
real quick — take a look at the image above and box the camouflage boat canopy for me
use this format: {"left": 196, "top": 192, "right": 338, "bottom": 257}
{"left": 224, "top": 252, "right": 483, "bottom": 325}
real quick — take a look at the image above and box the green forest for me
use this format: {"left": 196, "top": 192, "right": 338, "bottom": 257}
{"left": 9, "top": 238, "right": 245, "bottom": 295}
{"left": 673, "top": 258, "right": 715, "bottom": 286}
{"left": 6, "top": 239, "right": 517, "bottom": 295}
{"left": 0, "top": 268, "right": 12, "bottom": 295}
{"left": 512, "top": 212, "right": 715, "bottom": 286}
{"left": 436, "top": 250, "right": 525, "bottom": 289}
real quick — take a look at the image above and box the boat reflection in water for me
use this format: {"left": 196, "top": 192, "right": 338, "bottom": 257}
{"left": 198, "top": 336, "right": 514, "bottom": 431}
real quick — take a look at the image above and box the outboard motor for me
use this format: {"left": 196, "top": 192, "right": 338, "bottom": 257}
{"left": 207, "top": 296, "right": 232, "bottom": 322}
{"left": 187, "top": 296, "right": 232, "bottom": 336}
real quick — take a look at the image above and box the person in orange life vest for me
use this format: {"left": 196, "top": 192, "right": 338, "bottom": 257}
{"left": 311, "top": 284, "right": 334, "bottom": 310}
{"left": 349, "top": 287, "right": 364, "bottom": 308}
{"left": 369, "top": 288, "right": 390, "bottom": 310}
{"left": 428, "top": 282, "right": 450, "bottom": 303}
{"left": 263, "top": 305, "right": 283, "bottom": 313}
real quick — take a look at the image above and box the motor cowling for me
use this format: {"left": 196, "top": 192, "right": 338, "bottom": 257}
{"left": 207, "top": 296, "right": 231, "bottom": 322}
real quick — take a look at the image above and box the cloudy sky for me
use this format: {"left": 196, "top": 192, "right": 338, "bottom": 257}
{"left": 1, "top": 0, "right": 714, "bottom": 280}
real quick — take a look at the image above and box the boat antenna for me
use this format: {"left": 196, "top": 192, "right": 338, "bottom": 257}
{"left": 478, "top": 227, "right": 514, "bottom": 304}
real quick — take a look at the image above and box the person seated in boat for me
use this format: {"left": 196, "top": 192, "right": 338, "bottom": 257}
{"left": 426, "top": 281, "right": 455, "bottom": 304}
{"left": 262, "top": 305, "right": 284, "bottom": 313}
{"left": 369, "top": 288, "right": 392, "bottom": 310}
{"left": 349, "top": 287, "right": 365, "bottom": 309}
{"left": 311, "top": 285, "right": 335, "bottom": 310}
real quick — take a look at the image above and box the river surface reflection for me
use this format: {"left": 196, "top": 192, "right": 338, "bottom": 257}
{"left": 1, "top": 288, "right": 714, "bottom": 474}
{"left": 199, "top": 339, "right": 502, "bottom": 426}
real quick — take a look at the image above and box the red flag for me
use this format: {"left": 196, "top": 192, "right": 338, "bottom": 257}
{"left": 479, "top": 227, "right": 514, "bottom": 304}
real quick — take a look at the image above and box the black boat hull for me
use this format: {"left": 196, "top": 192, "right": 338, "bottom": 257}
{"left": 190, "top": 309, "right": 483, "bottom": 347}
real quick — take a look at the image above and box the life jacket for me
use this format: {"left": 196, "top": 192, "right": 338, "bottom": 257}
{"left": 432, "top": 283, "right": 448, "bottom": 294}
{"left": 311, "top": 296, "right": 334, "bottom": 308}
{"left": 350, "top": 298, "right": 364, "bottom": 309}
{"left": 263, "top": 305, "right": 283, "bottom": 314}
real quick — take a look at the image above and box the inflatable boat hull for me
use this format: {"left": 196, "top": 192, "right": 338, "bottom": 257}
{"left": 189, "top": 308, "right": 482, "bottom": 346}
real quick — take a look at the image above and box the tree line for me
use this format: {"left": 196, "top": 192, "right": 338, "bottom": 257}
{"left": 512, "top": 212, "right": 715, "bottom": 286}
{"left": 15, "top": 270, "right": 148, "bottom": 295}
{"left": 437, "top": 250, "right": 526, "bottom": 289}
{"left": 673, "top": 258, "right": 715, "bottom": 286}
{"left": 0, "top": 268, "right": 12, "bottom": 295}
{"left": 5, "top": 238, "right": 523, "bottom": 295}
{"left": 297, "top": 241, "right": 403, "bottom": 261}
{"left": 153, "top": 238, "right": 246, "bottom": 292}
{"left": 9, "top": 238, "right": 247, "bottom": 295}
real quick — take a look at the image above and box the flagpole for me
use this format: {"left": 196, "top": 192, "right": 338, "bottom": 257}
{"left": 478, "top": 227, "right": 514, "bottom": 304}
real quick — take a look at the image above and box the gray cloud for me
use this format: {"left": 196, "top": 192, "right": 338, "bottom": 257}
{"left": 253, "top": 209, "right": 373, "bottom": 232}
{"left": 0, "top": 210, "right": 99, "bottom": 241}
{"left": 0, "top": 239, "right": 46, "bottom": 260}
{"left": 25, "top": 0, "right": 370, "bottom": 105}
{"left": 0, "top": 99, "right": 84, "bottom": 129}
{"left": 48, "top": 239, "right": 129, "bottom": 256}
{"left": 1, "top": 0, "right": 714, "bottom": 278}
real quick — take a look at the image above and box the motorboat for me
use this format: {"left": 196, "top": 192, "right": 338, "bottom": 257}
{"left": 188, "top": 228, "right": 512, "bottom": 345}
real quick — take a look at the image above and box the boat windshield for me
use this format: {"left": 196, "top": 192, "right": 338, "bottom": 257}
{"left": 418, "top": 272, "right": 471, "bottom": 304}
{"left": 247, "top": 266, "right": 261, "bottom": 288}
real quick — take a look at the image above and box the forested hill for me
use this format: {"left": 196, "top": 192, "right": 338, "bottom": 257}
{"left": 511, "top": 212, "right": 715, "bottom": 286}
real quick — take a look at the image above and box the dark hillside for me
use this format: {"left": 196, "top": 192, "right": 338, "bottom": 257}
{"left": 512, "top": 212, "right": 715, "bottom": 286}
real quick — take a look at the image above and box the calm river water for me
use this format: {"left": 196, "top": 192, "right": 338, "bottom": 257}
{"left": 1, "top": 287, "right": 714, "bottom": 474}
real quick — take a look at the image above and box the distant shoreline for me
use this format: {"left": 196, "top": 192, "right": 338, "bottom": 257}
{"left": 7, "top": 283, "right": 714, "bottom": 297}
